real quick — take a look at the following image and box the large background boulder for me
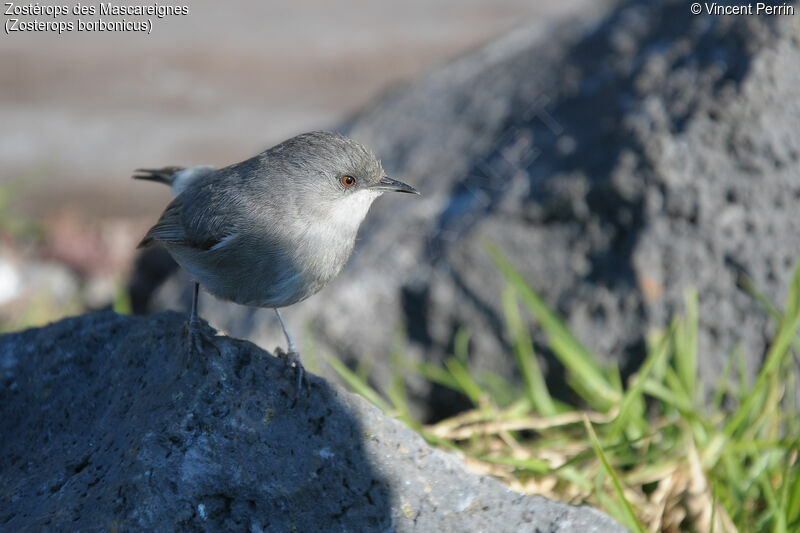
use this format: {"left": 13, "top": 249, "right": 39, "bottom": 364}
{"left": 0, "top": 312, "right": 623, "bottom": 532}
{"left": 148, "top": 0, "right": 800, "bottom": 420}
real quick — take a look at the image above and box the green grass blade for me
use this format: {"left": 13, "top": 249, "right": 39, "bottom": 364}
{"left": 610, "top": 329, "right": 671, "bottom": 438}
{"left": 444, "top": 357, "right": 485, "bottom": 407}
{"left": 710, "top": 483, "right": 718, "bottom": 533}
{"left": 502, "top": 286, "right": 557, "bottom": 416}
{"left": 641, "top": 379, "right": 693, "bottom": 412}
{"left": 725, "top": 263, "right": 800, "bottom": 436}
{"left": 712, "top": 344, "right": 740, "bottom": 411}
{"left": 675, "top": 290, "right": 698, "bottom": 400}
{"left": 324, "top": 353, "right": 393, "bottom": 413}
{"left": 554, "top": 465, "right": 594, "bottom": 491}
{"left": 454, "top": 327, "right": 471, "bottom": 365}
{"left": 489, "top": 244, "right": 620, "bottom": 410}
{"left": 583, "top": 415, "right": 646, "bottom": 533}
{"left": 478, "top": 454, "right": 551, "bottom": 474}
{"left": 477, "top": 369, "right": 519, "bottom": 408}
{"left": 786, "top": 449, "right": 800, "bottom": 527}
{"left": 739, "top": 271, "right": 800, "bottom": 358}
{"left": 112, "top": 280, "right": 132, "bottom": 315}
{"left": 758, "top": 472, "right": 785, "bottom": 533}
{"left": 776, "top": 448, "right": 795, "bottom": 533}
{"left": 387, "top": 351, "right": 416, "bottom": 426}
{"left": 413, "top": 361, "right": 461, "bottom": 391}
{"left": 739, "top": 272, "right": 784, "bottom": 322}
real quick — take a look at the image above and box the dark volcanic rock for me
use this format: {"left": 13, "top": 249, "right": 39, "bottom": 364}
{"left": 149, "top": 0, "right": 800, "bottom": 420}
{"left": 0, "top": 312, "right": 623, "bottom": 532}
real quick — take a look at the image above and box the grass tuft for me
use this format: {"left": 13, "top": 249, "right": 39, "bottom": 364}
{"left": 327, "top": 248, "right": 800, "bottom": 532}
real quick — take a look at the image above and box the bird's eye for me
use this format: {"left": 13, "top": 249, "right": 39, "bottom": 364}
{"left": 341, "top": 175, "right": 356, "bottom": 187}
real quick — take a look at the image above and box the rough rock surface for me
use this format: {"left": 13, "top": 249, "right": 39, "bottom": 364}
{"left": 148, "top": 0, "right": 800, "bottom": 420}
{"left": 0, "top": 311, "right": 624, "bottom": 532}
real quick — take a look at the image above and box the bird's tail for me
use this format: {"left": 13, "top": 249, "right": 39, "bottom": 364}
{"left": 133, "top": 166, "right": 185, "bottom": 186}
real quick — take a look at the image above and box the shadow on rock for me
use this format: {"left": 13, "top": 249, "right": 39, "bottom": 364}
{"left": 0, "top": 311, "right": 392, "bottom": 531}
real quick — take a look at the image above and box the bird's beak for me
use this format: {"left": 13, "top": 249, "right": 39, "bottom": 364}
{"left": 371, "top": 176, "right": 420, "bottom": 195}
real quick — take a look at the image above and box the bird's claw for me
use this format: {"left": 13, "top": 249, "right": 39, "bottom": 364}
{"left": 184, "top": 318, "right": 219, "bottom": 365}
{"left": 275, "top": 347, "right": 310, "bottom": 396}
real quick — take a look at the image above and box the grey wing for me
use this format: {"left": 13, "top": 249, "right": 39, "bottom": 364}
{"left": 138, "top": 190, "right": 233, "bottom": 250}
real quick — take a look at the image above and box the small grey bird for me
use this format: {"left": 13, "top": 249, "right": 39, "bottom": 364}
{"left": 135, "top": 131, "right": 419, "bottom": 389}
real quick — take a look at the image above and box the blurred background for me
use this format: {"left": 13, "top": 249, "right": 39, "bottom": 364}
{"left": 0, "top": 0, "right": 592, "bottom": 330}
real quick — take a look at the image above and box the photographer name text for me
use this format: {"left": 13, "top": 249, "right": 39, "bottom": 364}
{"left": 690, "top": 2, "right": 795, "bottom": 16}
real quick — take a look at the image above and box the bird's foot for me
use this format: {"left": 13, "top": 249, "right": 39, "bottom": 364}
{"left": 183, "top": 317, "right": 219, "bottom": 366}
{"left": 275, "top": 347, "right": 309, "bottom": 396}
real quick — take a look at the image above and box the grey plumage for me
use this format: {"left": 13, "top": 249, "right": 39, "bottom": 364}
{"left": 137, "top": 131, "right": 418, "bottom": 311}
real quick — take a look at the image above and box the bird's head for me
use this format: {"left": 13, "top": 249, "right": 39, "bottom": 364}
{"left": 271, "top": 131, "right": 419, "bottom": 232}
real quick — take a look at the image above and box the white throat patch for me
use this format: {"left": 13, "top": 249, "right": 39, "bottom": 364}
{"left": 325, "top": 189, "right": 382, "bottom": 233}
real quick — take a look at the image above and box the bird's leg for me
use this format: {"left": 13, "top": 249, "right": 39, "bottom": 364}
{"left": 184, "top": 282, "right": 218, "bottom": 364}
{"left": 274, "top": 308, "right": 308, "bottom": 393}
